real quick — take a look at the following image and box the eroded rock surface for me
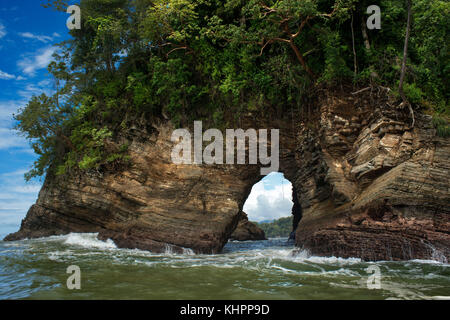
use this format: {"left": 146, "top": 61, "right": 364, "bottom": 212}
{"left": 4, "top": 122, "right": 262, "bottom": 253}
{"left": 4, "top": 119, "right": 291, "bottom": 254}
{"left": 5, "top": 88, "right": 450, "bottom": 261}
{"left": 229, "top": 212, "right": 266, "bottom": 241}
{"left": 293, "top": 90, "right": 450, "bottom": 261}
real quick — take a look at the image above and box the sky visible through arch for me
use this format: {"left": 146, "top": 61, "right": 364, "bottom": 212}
{"left": 0, "top": 1, "right": 291, "bottom": 239}
{"left": 243, "top": 172, "right": 293, "bottom": 223}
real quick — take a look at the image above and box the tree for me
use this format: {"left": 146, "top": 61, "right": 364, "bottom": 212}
{"left": 139, "top": 0, "right": 199, "bottom": 57}
{"left": 399, "top": 0, "right": 415, "bottom": 127}
{"left": 14, "top": 0, "right": 449, "bottom": 181}
{"left": 258, "top": 216, "right": 293, "bottom": 238}
{"left": 14, "top": 93, "right": 73, "bottom": 180}
{"left": 208, "top": 0, "right": 355, "bottom": 79}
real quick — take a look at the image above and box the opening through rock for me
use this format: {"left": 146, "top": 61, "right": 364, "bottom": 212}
{"left": 230, "top": 172, "right": 301, "bottom": 240}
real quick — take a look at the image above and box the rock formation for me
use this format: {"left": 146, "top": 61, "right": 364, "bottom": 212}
{"left": 5, "top": 87, "right": 450, "bottom": 261}
{"left": 229, "top": 212, "right": 266, "bottom": 241}
{"left": 3, "top": 122, "right": 264, "bottom": 254}
{"left": 293, "top": 88, "right": 450, "bottom": 261}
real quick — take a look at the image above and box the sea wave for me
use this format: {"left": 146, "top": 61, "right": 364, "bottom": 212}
{"left": 1, "top": 235, "right": 449, "bottom": 300}
{"left": 63, "top": 233, "right": 117, "bottom": 249}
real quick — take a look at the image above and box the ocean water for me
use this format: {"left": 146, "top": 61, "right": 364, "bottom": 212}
{"left": 0, "top": 233, "right": 449, "bottom": 300}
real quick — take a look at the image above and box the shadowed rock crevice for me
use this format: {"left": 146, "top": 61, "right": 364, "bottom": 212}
{"left": 291, "top": 185, "right": 303, "bottom": 236}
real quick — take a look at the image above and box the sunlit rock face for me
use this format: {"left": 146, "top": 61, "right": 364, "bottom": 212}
{"left": 293, "top": 90, "right": 450, "bottom": 261}
{"left": 3, "top": 118, "right": 294, "bottom": 254}
{"left": 5, "top": 88, "right": 450, "bottom": 260}
{"left": 3, "top": 122, "right": 260, "bottom": 253}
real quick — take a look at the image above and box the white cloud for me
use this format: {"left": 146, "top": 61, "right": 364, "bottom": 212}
{"left": 18, "top": 46, "right": 57, "bottom": 76}
{"left": 0, "top": 70, "right": 25, "bottom": 81}
{"left": 0, "top": 210, "right": 29, "bottom": 227}
{"left": 0, "top": 70, "right": 15, "bottom": 80}
{"left": 0, "top": 6, "right": 18, "bottom": 12}
{"left": 19, "top": 32, "right": 54, "bottom": 43}
{"left": 0, "top": 100, "right": 33, "bottom": 151}
{"left": 243, "top": 173, "right": 293, "bottom": 222}
{"left": 11, "top": 184, "right": 42, "bottom": 194}
{"left": 0, "top": 100, "right": 23, "bottom": 125}
{"left": 0, "top": 23, "right": 6, "bottom": 39}
{"left": 0, "top": 169, "right": 41, "bottom": 226}
{"left": 0, "top": 80, "right": 53, "bottom": 128}
{"left": 17, "top": 82, "right": 52, "bottom": 100}
{"left": 0, "top": 168, "right": 41, "bottom": 237}
{"left": 0, "top": 128, "right": 28, "bottom": 150}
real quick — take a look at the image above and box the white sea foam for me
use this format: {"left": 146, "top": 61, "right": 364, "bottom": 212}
{"left": 2, "top": 236, "right": 449, "bottom": 300}
{"left": 182, "top": 248, "right": 195, "bottom": 255}
{"left": 48, "top": 250, "right": 75, "bottom": 261}
{"left": 251, "top": 248, "right": 362, "bottom": 266}
{"left": 63, "top": 233, "right": 117, "bottom": 249}
{"left": 409, "top": 259, "right": 449, "bottom": 266}
{"left": 290, "top": 253, "right": 362, "bottom": 265}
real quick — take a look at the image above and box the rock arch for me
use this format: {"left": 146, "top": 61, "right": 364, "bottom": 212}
{"left": 6, "top": 90, "right": 450, "bottom": 261}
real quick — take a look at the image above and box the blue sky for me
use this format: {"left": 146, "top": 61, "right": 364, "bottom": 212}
{"left": 0, "top": 1, "right": 292, "bottom": 239}
{"left": 0, "top": 1, "right": 70, "bottom": 238}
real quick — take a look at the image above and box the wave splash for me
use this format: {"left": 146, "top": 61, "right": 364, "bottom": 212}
{"left": 63, "top": 233, "right": 117, "bottom": 249}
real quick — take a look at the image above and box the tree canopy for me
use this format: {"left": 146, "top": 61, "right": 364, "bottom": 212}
{"left": 14, "top": 0, "right": 450, "bottom": 180}
{"left": 257, "top": 216, "right": 293, "bottom": 238}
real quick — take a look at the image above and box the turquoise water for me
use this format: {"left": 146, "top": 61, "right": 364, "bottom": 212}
{"left": 0, "top": 233, "right": 449, "bottom": 300}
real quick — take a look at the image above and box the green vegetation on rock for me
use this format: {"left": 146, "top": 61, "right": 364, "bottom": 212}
{"left": 13, "top": 0, "right": 449, "bottom": 180}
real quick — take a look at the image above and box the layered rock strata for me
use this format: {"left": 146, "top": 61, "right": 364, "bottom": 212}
{"left": 293, "top": 90, "right": 450, "bottom": 261}
{"left": 6, "top": 88, "right": 450, "bottom": 261}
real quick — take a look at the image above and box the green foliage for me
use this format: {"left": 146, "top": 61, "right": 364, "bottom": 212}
{"left": 357, "top": 0, "right": 449, "bottom": 109}
{"left": 432, "top": 115, "right": 450, "bottom": 138}
{"left": 257, "top": 216, "right": 293, "bottom": 238}
{"left": 57, "top": 122, "right": 130, "bottom": 175}
{"left": 412, "top": 0, "right": 449, "bottom": 104}
{"left": 14, "top": 0, "right": 450, "bottom": 181}
{"left": 402, "top": 83, "right": 424, "bottom": 105}
{"left": 318, "top": 30, "right": 353, "bottom": 84}
{"left": 139, "top": 0, "right": 200, "bottom": 45}
{"left": 14, "top": 92, "right": 72, "bottom": 181}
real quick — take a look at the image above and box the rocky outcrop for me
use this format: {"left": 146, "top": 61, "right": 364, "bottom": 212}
{"left": 4, "top": 118, "right": 292, "bottom": 254}
{"left": 4, "top": 121, "right": 264, "bottom": 253}
{"left": 229, "top": 212, "right": 266, "bottom": 241}
{"left": 292, "top": 88, "right": 450, "bottom": 262}
{"left": 5, "top": 87, "right": 450, "bottom": 261}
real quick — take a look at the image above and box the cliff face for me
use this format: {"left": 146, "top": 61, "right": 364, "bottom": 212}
{"left": 292, "top": 89, "right": 450, "bottom": 261}
{"left": 229, "top": 212, "right": 266, "bottom": 241}
{"left": 5, "top": 88, "right": 450, "bottom": 261}
{"left": 4, "top": 122, "right": 265, "bottom": 253}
